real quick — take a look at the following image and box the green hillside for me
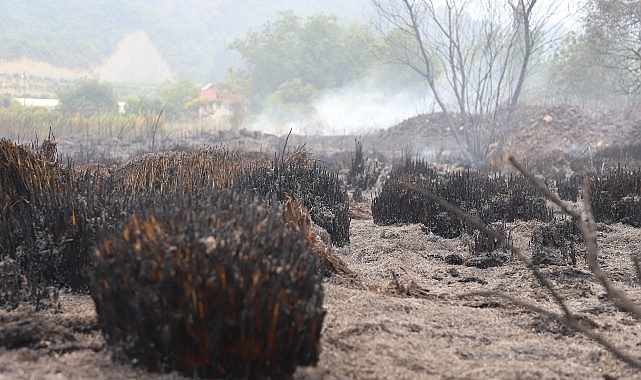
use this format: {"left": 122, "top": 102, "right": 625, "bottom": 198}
{"left": 0, "top": 0, "right": 372, "bottom": 82}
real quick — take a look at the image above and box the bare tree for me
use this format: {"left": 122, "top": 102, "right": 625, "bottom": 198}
{"left": 372, "top": 0, "right": 557, "bottom": 166}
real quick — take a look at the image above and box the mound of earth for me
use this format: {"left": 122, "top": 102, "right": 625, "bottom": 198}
{"left": 376, "top": 104, "right": 637, "bottom": 161}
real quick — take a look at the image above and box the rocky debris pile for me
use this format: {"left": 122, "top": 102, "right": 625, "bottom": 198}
{"left": 509, "top": 104, "right": 629, "bottom": 156}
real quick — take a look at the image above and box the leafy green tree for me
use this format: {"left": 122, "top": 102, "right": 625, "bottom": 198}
{"left": 231, "top": 11, "right": 300, "bottom": 102}
{"left": 57, "top": 78, "right": 118, "bottom": 117}
{"left": 123, "top": 94, "right": 162, "bottom": 115}
{"left": 544, "top": 31, "right": 614, "bottom": 108}
{"left": 154, "top": 75, "right": 200, "bottom": 120}
{"left": 230, "top": 11, "right": 379, "bottom": 108}
{"left": 263, "top": 77, "right": 319, "bottom": 121}
{"left": 585, "top": 0, "right": 641, "bottom": 96}
{"left": 216, "top": 68, "right": 252, "bottom": 127}
{"left": 297, "top": 13, "right": 375, "bottom": 90}
{"left": 1, "top": 94, "right": 11, "bottom": 108}
{"left": 267, "top": 77, "right": 318, "bottom": 105}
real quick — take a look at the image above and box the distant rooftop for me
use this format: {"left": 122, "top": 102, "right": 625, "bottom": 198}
{"left": 13, "top": 98, "right": 59, "bottom": 108}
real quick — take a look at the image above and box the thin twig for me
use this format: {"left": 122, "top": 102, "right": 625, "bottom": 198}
{"left": 281, "top": 128, "right": 293, "bottom": 161}
{"left": 508, "top": 156, "right": 580, "bottom": 219}
{"left": 511, "top": 155, "right": 641, "bottom": 317}
{"left": 462, "top": 290, "right": 641, "bottom": 368}
{"left": 632, "top": 256, "right": 641, "bottom": 286}
{"left": 403, "top": 158, "right": 641, "bottom": 369}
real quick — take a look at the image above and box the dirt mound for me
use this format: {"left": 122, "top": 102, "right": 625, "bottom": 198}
{"left": 382, "top": 104, "right": 636, "bottom": 160}
{"left": 509, "top": 104, "right": 630, "bottom": 155}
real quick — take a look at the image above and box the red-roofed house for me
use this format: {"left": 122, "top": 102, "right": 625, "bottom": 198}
{"left": 187, "top": 83, "right": 249, "bottom": 128}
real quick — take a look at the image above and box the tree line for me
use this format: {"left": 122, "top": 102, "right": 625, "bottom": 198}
{"left": 6, "top": 0, "right": 641, "bottom": 166}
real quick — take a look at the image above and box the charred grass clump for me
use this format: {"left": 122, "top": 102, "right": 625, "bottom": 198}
{"left": 1, "top": 141, "right": 345, "bottom": 376}
{"left": 530, "top": 219, "right": 584, "bottom": 266}
{"left": 0, "top": 138, "right": 90, "bottom": 308}
{"left": 70, "top": 147, "right": 254, "bottom": 246}
{"left": 346, "top": 139, "right": 382, "bottom": 195}
{"left": 90, "top": 146, "right": 350, "bottom": 246}
{"left": 108, "top": 146, "right": 249, "bottom": 195}
{"left": 81, "top": 148, "right": 343, "bottom": 377}
{"left": 593, "top": 142, "right": 641, "bottom": 169}
{"left": 555, "top": 173, "right": 583, "bottom": 202}
{"left": 372, "top": 159, "right": 552, "bottom": 255}
{"left": 235, "top": 148, "right": 350, "bottom": 247}
{"left": 402, "top": 155, "right": 641, "bottom": 370}
{"left": 590, "top": 166, "right": 641, "bottom": 227}
{"left": 90, "top": 189, "right": 324, "bottom": 378}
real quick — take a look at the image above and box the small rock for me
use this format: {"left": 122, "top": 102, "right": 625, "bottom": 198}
{"left": 444, "top": 253, "right": 464, "bottom": 265}
{"left": 464, "top": 252, "right": 508, "bottom": 269}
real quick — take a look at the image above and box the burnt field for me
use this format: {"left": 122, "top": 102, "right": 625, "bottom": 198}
{"left": 2, "top": 105, "right": 641, "bottom": 379}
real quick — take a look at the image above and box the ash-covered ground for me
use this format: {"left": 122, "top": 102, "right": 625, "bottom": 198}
{"left": 2, "top": 104, "right": 641, "bottom": 379}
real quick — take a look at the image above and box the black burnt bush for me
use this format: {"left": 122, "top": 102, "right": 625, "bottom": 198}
{"left": 615, "top": 195, "right": 641, "bottom": 227}
{"left": 1, "top": 142, "right": 347, "bottom": 313}
{"left": 3, "top": 190, "right": 90, "bottom": 287}
{"left": 556, "top": 173, "right": 582, "bottom": 202}
{"left": 90, "top": 189, "right": 324, "bottom": 379}
{"left": 235, "top": 155, "right": 350, "bottom": 246}
{"left": 593, "top": 142, "right": 641, "bottom": 169}
{"left": 425, "top": 211, "right": 465, "bottom": 239}
{"left": 590, "top": 167, "right": 641, "bottom": 227}
{"left": 591, "top": 191, "right": 616, "bottom": 224}
{"left": 372, "top": 159, "right": 438, "bottom": 226}
{"left": 0, "top": 139, "right": 91, "bottom": 308}
{"left": 372, "top": 159, "right": 553, "bottom": 242}
{"left": 531, "top": 219, "right": 583, "bottom": 266}
{"left": 470, "top": 222, "right": 510, "bottom": 254}
{"left": 347, "top": 139, "right": 381, "bottom": 191}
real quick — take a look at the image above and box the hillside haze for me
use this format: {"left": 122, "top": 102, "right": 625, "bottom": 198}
{"left": 93, "top": 31, "right": 172, "bottom": 83}
{"left": 0, "top": 0, "right": 372, "bottom": 83}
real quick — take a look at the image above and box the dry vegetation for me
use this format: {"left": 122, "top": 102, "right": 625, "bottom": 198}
{"left": 2, "top": 106, "right": 641, "bottom": 379}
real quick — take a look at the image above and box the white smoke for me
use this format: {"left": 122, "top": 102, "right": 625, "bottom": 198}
{"left": 247, "top": 84, "right": 430, "bottom": 136}
{"left": 313, "top": 87, "right": 429, "bottom": 135}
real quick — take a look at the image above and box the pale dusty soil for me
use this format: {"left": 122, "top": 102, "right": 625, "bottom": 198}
{"left": 1, "top": 203, "right": 641, "bottom": 380}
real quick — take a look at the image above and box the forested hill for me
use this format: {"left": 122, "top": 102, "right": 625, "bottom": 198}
{"left": 0, "top": 0, "right": 371, "bottom": 82}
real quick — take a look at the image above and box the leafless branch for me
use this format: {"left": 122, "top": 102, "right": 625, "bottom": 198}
{"left": 509, "top": 155, "right": 641, "bottom": 317}
{"left": 402, "top": 156, "right": 641, "bottom": 368}
{"left": 581, "top": 178, "right": 641, "bottom": 317}
{"left": 462, "top": 290, "right": 641, "bottom": 368}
